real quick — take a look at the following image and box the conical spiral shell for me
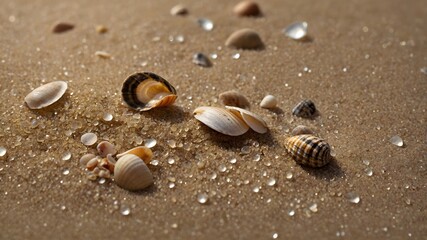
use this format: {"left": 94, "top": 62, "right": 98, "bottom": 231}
{"left": 284, "top": 135, "right": 331, "bottom": 168}
{"left": 122, "top": 72, "right": 177, "bottom": 111}
{"left": 114, "top": 154, "right": 153, "bottom": 191}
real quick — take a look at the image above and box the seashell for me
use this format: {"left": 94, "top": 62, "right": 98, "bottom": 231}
{"left": 95, "top": 51, "right": 112, "bottom": 59}
{"left": 170, "top": 4, "right": 188, "bottom": 16}
{"left": 284, "top": 135, "right": 332, "bottom": 167}
{"left": 193, "top": 106, "right": 249, "bottom": 136}
{"left": 114, "top": 154, "right": 154, "bottom": 191}
{"left": 96, "top": 25, "right": 108, "bottom": 34}
{"left": 291, "top": 125, "right": 314, "bottom": 136}
{"left": 225, "top": 106, "right": 268, "bottom": 134}
{"left": 81, "top": 132, "right": 98, "bottom": 146}
{"left": 122, "top": 72, "right": 177, "bottom": 111}
{"left": 219, "top": 90, "right": 250, "bottom": 109}
{"left": 24, "top": 81, "right": 68, "bottom": 109}
{"left": 96, "top": 141, "right": 116, "bottom": 157}
{"left": 100, "top": 154, "right": 115, "bottom": 173}
{"left": 292, "top": 99, "right": 317, "bottom": 118}
{"left": 233, "top": 1, "right": 261, "bottom": 17}
{"left": 98, "top": 169, "right": 111, "bottom": 179}
{"left": 86, "top": 157, "right": 100, "bottom": 171}
{"left": 192, "top": 53, "right": 212, "bottom": 67}
{"left": 52, "top": 22, "right": 74, "bottom": 33}
{"left": 260, "top": 95, "right": 277, "bottom": 109}
{"left": 80, "top": 153, "right": 96, "bottom": 166}
{"left": 116, "top": 146, "right": 153, "bottom": 164}
{"left": 225, "top": 28, "right": 264, "bottom": 49}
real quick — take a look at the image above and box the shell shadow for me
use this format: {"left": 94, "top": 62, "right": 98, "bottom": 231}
{"left": 267, "top": 107, "right": 284, "bottom": 115}
{"left": 300, "top": 157, "right": 344, "bottom": 180}
{"left": 142, "top": 105, "right": 187, "bottom": 124}
{"left": 300, "top": 35, "right": 314, "bottom": 43}
{"left": 27, "top": 92, "right": 71, "bottom": 116}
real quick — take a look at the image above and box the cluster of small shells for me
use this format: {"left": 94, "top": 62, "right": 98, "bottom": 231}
{"left": 80, "top": 139, "right": 154, "bottom": 191}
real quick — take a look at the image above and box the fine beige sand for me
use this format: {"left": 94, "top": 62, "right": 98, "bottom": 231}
{"left": 1, "top": 0, "right": 426, "bottom": 239}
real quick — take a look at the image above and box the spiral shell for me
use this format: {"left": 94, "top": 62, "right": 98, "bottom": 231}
{"left": 114, "top": 154, "right": 153, "bottom": 191}
{"left": 284, "top": 135, "right": 332, "bottom": 167}
{"left": 292, "top": 99, "right": 316, "bottom": 118}
{"left": 122, "top": 72, "right": 177, "bottom": 111}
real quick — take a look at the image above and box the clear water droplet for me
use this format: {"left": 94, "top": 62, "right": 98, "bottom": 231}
{"left": 288, "top": 209, "right": 295, "bottom": 216}
{"left": 309, "top": 203, "right": 318, "bottom": 212}
{"left": 232, "top": 53, "right": 240, "bottom": 59}
{"left": 345, "top": 192, "right": 361, "bottom": 204}
{"left": 229, "top": 158, "right": 237, "bottom": 164}
{"left": 197, "top": 193, "right": 209, "bottom": 204}
{"left": 168, "top": 182, "right": 175, "bottom": 189}
{"left": 210, "top": 172, "right": 217, "bottom": 180}
{"left": 283, "top": 22, "right": 308, "bottom": 40}
{"left": 144, "top": 138, "right": 157, "bottom": 148}
{"left": 103, "top": 113, "right": 113, "bottom": 121}
{"left": 62, "top": 152, "right": 71, "bottom": 161}
{"left": 218, "top": 164, "right": 227, "bottom": 173}
{"left": 364, "top": 167, "right": 373, "bottom": 176}
{"left": 210, "top": 53, "right": 218, "bottom": 59}
{"left": 167, "top": 139, "right": 177, "bottom": 148}
{"left": 120, "top": 205, "right": 131, "bottom": 216}
{"left": 362, "top": 159, "right": 370, "bottom": 165}
{"left": 241, "top": 146, "right": 250, "bottom": 154}
{"left": 253, "top": 186, "right": 260, "bottom": 193}
{"left": 197, "top": 18, "right": 214, "bottom": 31}
{"left": 272, "top": 233, "right": 279, "bottom": 239}
{"left": 192, "top": 53, "right": 211, "bottom": 67}
{"left": 81, "top": 133, "right": 97, "bottom": 146}
{"left": 0, "top": 146, "right": 7, "bottom": 157}
{"left": 390, "top": 135, "right": 403, "bottom": 147}
{"left": 175, "top": 35, "right": 185, "bottom": 43}
{"left": 62, "top": 168, "right": 70, "bottom": 175}
{"left": 267, "top": 178, "right": 276, "bottom": 186}
{"left": 286, "top": 172, "right": 293, "bottom": 179}
{"left": 420, "top": 67, "right": 427, "bottom": 75}
{"left": 167, "top": 158, "right": 175, "bottom": 165}
{"left": 98, "top": 178, "right": 106, "bottom": 184}
{"left": 150, "top": 159, "right": 159, "bottom": 166}
{"left": 252, "top": 154, "right": 261, "bottom": 162}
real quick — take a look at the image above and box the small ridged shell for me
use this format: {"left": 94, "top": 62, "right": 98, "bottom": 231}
{"left": 193, "top": 106, "right": 249, "bottom": 136}
{"left": 24, "top": 81, "right": 68, "bottom": 109}
{"left": 291, "top": 125, "right": 314, "bottom": 136}
{"left": 116, "top": 146, "right": 153, "bottom": 164}
{"left": 219, "top": 90, "right": 250, "bottom": 109}
{"left": 284, "top": 135, "right": 331, "bottom": 167}
{"left": 96, "top": 141, "right": 116, "bottom": 157}
{"left": 114, "top": 154, "right": 154, "bottom": 191}
{"left": 292, "top": 99, "right": 317, "bottom": 118}
{"left": 225, "top": 106, "right": 268, "bottom": 134}
{"left": 260, "top": 95, "right": 277, "bottom": 109}
{"left": 122, "top": 72, "right": 177, "bottom": 111}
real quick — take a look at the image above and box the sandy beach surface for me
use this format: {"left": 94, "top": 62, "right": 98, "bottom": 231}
{"left": 0, "top": 0, "right": 426, "bottom": 239}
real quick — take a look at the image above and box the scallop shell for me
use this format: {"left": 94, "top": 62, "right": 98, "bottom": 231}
{"left": 114, "top": 154, "right": 154, "bottom": 191}
{"left": 24, "top": 81, "right": 68, "bottom": 109}
{"left": 260, "top": 95, "right": 277, "bottom": 109}
{"left": 225, "top": 106, "right": 268, "bottom": 134}
{"left": 116, "top": 146, "right": 153, "bottom": 164}
{"left": 122, "top": 72, "right": 177, "bottom": 111}
{"left": 284, "top": 135, "right": 332, "bottom": 167}
{"left": 193, "top": 106, "right": 249, "bottom": 136}
{"left": 292, "top": 99, "right": 317, "bottom": 118}
{"left": 219, "top": 90, "right": 250, "bottom": 109}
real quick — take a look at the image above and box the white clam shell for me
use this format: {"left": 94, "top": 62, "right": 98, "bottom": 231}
{"left": 96, "top": 141, "right": 117, "bottom": 157}
{"left": 193, "top": 106, "right": 249, "bottom": 136}
{"left": 114, "top": 154, "right": 154, "bottom": 191}
{"left": 260, "top": 95, "right": 277, "bottom": 109}
{"left": 225, "top": 106, "right": 268, "bottom": 134}
{"left": 24, "top": 81, "right": 68, "bottom": 109}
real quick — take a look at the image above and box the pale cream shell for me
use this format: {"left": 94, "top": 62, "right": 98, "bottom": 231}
{"left": 116, "top": 146, "right": 153, "bottom": 164}
{"left": 96, "top": 141, "right": 117, "bottom": 157}
{"left": 193, "top": 106, "right": 249, "bottom": 136}
{"left": 114, "top": 154, "right": 153, "bottom": 191}
{"left": 260, "top": 95, "right": 277, "bottom": 109}
{"left": 24, "top": 81, "right": 68, "bottom": 109}
{"left": 225, "top": 106, "right": 268, "bottom": 134}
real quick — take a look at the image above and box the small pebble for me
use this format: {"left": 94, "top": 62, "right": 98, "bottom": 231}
{"left": 197, "top": 18, "right": 214, "bottom": 31}
{"left": 170, "top": 4, "right": 188, "bottom": 16}
{"left": 283, "top": 22, "right": 308, "bottom": 40}
{"left": 96, "top": 25, "right": 108, "bottom": 34}
{"left": 81, "top": 133, "right": 98, "bottom": 146}
{"left": 192, "top": 53, "right": 212, "bottom": 67}
{"left": 95, "top": 51, "right": 112, "bottom": 59}
{"left": 291, "top": 125, "right": 314, "bottom": 136}
{"left": 225, "top": 28, "right": 263, "bottom": 49}
{"left": 260, "top": 95, "right": 277, "bottom": 109}
{"left": 52, "top": 22, "right": 74, "bottom": 33}
{"left": 233, "top": 1, "right": 261, "bottom": 17}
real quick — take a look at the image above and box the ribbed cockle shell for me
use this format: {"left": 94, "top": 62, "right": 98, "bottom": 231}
{"left": 114, "top": 154, "right": 153, "bottom": 191}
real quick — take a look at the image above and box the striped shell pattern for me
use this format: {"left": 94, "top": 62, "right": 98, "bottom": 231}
{"left": 284, "top": 134, "right": 332, "bottom": 168}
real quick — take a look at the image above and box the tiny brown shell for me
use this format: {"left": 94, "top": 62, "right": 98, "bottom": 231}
{"left": 219, "top": 90, "right": 250, "bottom": 109}
{"left": 284, "top": 135, "right": 331, "bottom": 168}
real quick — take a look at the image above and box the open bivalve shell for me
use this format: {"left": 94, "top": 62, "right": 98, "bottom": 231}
{"left": 114, "top": 154, "right": 154, "bottom": 191}
{"left": 193, "top": 106, "right": 249, "bottom": 136}
{"left": 225, "top": 106, "right": 268, "bottom": 134}
{"left": 24, "top": 81, "right": 68, "bottom": 109}
{"left": 116, "top": 146, "right": 153, "bottom": 164}
{"left": 122, "top": 72, "right": 177, "bottom": 111}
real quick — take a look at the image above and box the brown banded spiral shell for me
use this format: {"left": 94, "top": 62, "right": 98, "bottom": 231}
{"left": 284, "top": 134, "right": 332, "bottom": 168}
{"left": 122, "top": 72, "right": 177, "bottom": 111}
{"left": 292, "top": 99, "right": 317, "bottom": 118}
